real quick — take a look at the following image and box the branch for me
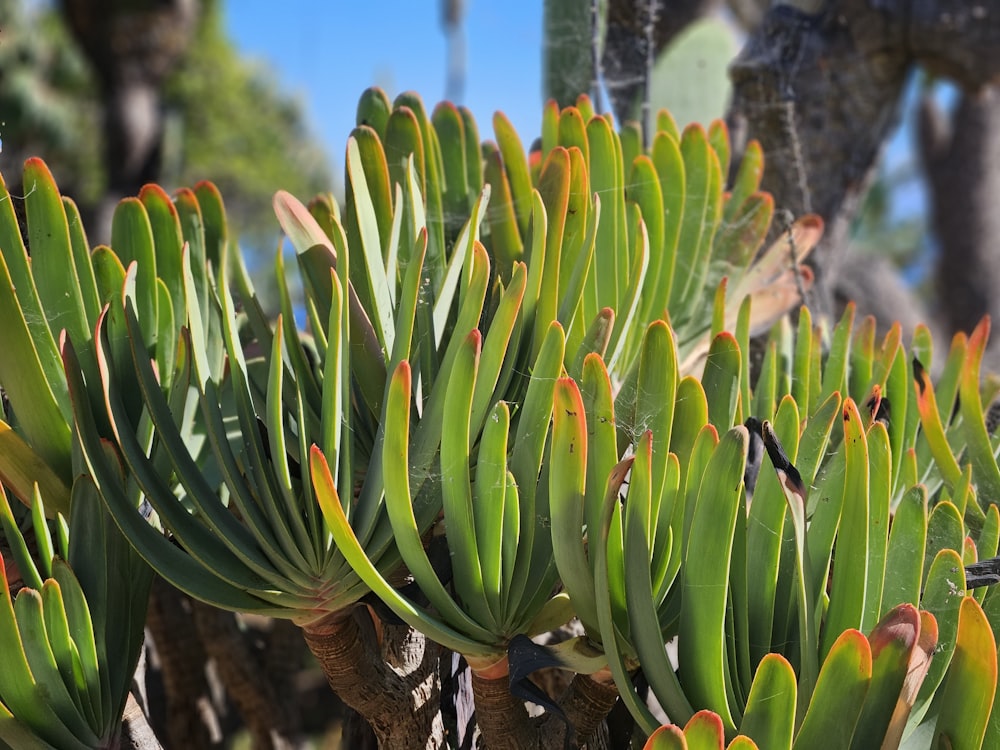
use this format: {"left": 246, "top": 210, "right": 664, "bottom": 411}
{"left": 728, "top": 0, "right": 1000, "bottom": 318}
{"left": 728, "top": 1, "right": 909, "bottom": 316}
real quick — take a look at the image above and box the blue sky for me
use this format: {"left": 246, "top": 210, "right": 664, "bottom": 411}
{"left": 224, "top": 2, "right": 926, "bottom": 240}
{"left": 226, "top": 1, "right": 544, "bottom": 174}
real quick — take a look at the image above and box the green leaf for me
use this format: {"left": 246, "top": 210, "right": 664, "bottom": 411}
{"left": 650, "top": 132, "right": 684, "bottom": 315}
{"left": 493, "top": 110, "right": 533, "bottom": 238}
{"left": 882, "top": 486, "right": 927, "bottom": 611}
{"left": 724, "top": 140, "right": 763, "bottom": 224}
{"left": 346, "top": 135, "right": 393, "bottom": 354}
{"left": 933, "top": 596, "right": 997, "bottom": 749}
{"left": 746, "top": 400, "right": 797, "bottom": 665}
{"left": 645, "top": 724, "right": 688, "bottom": 750}
{"left": 580, "top": 354, "right": 618, "bottom": 564}
{"left": 605, "top": 203, "right": 649, "bottom": 371}
{"left": 534, "top": 148, "right": 570, "bottom": 350}
{"left": 347, "top": 126, "right": 393, "bottom": 265}
{"left": 912, "top": 549, "right": 966, "bottom": 724}
{"left": 551, "top": 377, "right": 599, "bottom": 635}
{"left": 482, "top": 142, "right": 523, "bottom": 277}
{"left": 584, "top": 117, "right": 631, "bottom": 320}
{"left": 0, "top": 560, "right": 92, "bottom": 749}
{"left": 356, "top": 86, "right": 391, "bottom": 137}
{"left": 0, "top": 247, "right": 72, "bottom": 481}
{"left": 62, "top": 197, "right": 100, "bottom": 334}
{"left": 379, "top": 361, "right": 493, "bottom": 642}
{"left": 628, "top": 156, "right": 665, "bottom": 326}
{"left": 823, "top": 398, "right": 870, "bottom": 657}
{"left": 863, "top": 422, "right": 892, "bottom": 629}
{"left": 0, "top": 422, "right": 70, "bottom": 516}
{"left": 924, "top": 501, "right": 964, "bottom": 584}
{"left": 596, "top": 456, "right": 676, "bottom": 735}
{"left": 708, "top": 120, "right": 731, "bottom": 179}
{"left": 507, "top": 322, "right": 564, "bottom": 614}
{"left": 960, "top": 320, "right": 1000, "bottom": 505}
{"left": 623, "top": 432, "right": 691, "bottom": 729}
{"left": 64, "top": 339, "right": 291, "bottom": 616}
{"left": 672, "top": 125, "right": 722, "bottom": 320}
{"left": 24, "top": 159, "right": 91, "bottom": 359}
{"left": 684, "top": 710, "right": 726, "bottom": 750}
{"left": 679, "top": 426, "right": 749, "bottom": 733}
{"left": 912, "top": 357, "right": 962, "bottom": 489}
{"left": 313, "top": 445, "right": 496, "bottom": 656}
{"left": 739, "top": 653, "right": 796, "bottom": 750}
{"left": 440, "top": 332, "right": 495, "bottom": 628}
{"left": 111, "top": 198, "right": 158, "bottom": 349}
{"left": 850, "top": 604, "right": 920, "bottom": 748}
{"left": 701, "top": 332, "right": 741, "bottom": 431}
{"left": 475, "top": 401, "right": 511, "bottom": 624}
{"left": 792, "top": 630, "right": 871, "bottom": 750}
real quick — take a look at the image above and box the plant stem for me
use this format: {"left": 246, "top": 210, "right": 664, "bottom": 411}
{"left": 470, "top": 669, "right": 537, "bottom": 749}
{"left": 302, "top": 606, "right": 445, "bottom": 749}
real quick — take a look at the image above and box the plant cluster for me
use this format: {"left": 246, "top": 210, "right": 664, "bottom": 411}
{"left": 0, "top": 88, "right": 996, "bottom": 749}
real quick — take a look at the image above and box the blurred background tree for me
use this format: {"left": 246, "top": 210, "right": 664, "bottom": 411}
{"left": 0, "top": 0, "right": 331, "bottom": 251}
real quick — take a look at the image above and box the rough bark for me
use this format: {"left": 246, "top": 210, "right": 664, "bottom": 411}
{"left": 729, "top": 3, "right": 909, "bottom": 318}
{"left": 729, "top": 0, "right": 1000, "bottom": 321}
{"left": 145, "top": 576, "right": 219, "bottom": 748}
{"left": 602, "top": 0, "right": 720, "bottom": 126}
{"left": 471, "top": 665, "right": 619, "bottom": 749}
{"left": 301, "top": 606, "right": 445, "bottom": 749}
{"left": 470, "top": 669, "right": 538, "bottom": 750}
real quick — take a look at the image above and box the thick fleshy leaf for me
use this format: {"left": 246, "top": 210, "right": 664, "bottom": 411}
{"left": 823, "top": 399, "right": 870, "bottom": 657}
{"left": 493, "top": 110, "right": 533, "bottom": 238}
{"left": 850, "top": 604, "right": 921, "bottom": 747}
{"left": 739, "top": 653, "right": 796, "bottom": 750}
{"left": 882, "top": 485, "right": 927, "bottom": 611}
{"left": 792, "top": 630, "right": 871, "bottom": 750}
{"left": 679, "top": 426, "right": 749, "bottom": 732}
{"left": 379, "top": 362, "right": 495, "bottom": 643}
{"left": 911, "top": 549, "right": 966, "bottom": 724}
{"left": 551, "top": 377, "right": 598, "bottom": 635}
{"left": 645, "top": 724, "right": 688, "bottom": 750}
{"left": 933, "top": 596, "right": 997, "bottom": 749}
{"left": 912, "top": 357, "right": 963, "bottom": 488}
{"left": 0, "top": 558, "right": 93, "bottom": 749}
{"left": 684, "top": 709, "right": 725, "bottom": 750}
{"left": 313, "top": 445, "right": 496, "bottom": 656}
{"left": 110, "top": 199, "right": 158, "bottom": 349}
{"left": 959, "top": 319, "right": 1000, "bottom": 505}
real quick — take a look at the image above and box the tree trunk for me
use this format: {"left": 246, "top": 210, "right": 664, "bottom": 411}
{"left": 728, "top": 0, "right": 1000, "bottom": 322}
{"left": 59, "top": 0, "right": 198, "bottom": 240}
{"left": 920, "top": 85, "right": 1000, "bottom": 367}
{"left": 301, "top": 607, "right": 446, "bottom": 749}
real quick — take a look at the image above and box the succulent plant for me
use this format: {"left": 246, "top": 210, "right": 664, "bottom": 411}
{"left": 0, "top": 88, "right": 996, "bottom": 748}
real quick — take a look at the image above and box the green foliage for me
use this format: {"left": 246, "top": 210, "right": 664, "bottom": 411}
{"left": 0, "top": 89, "right": 998, "bottom": 748}
{"left": 0, "top": 0, "right": 104, "bottom": 203}
{"left": 162, "top": 2, "right": 332, "bottom": 245}
{"left": 0, "top": 0, "right": 330, "bottom": 249}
